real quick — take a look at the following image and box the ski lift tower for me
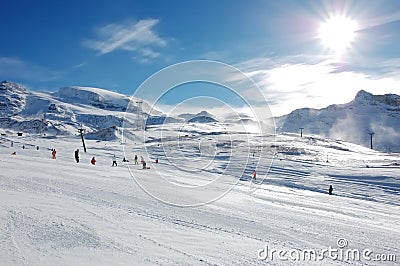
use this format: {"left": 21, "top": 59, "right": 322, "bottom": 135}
{"left": 299, "top": 127, "right": 304, "bottom": 138}
{"left": 136, "top": 101, "right": 143, "bottom": 130}
{"left": 78, "top": 126, "right": 87, "bottom": 152}
{"left": 368, "top": 132, "right": 375, "bottom": 149}
{"left": 40, "top": 113, "right": 47, "bottom": 136}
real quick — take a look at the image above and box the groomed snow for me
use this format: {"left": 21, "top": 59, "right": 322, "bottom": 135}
{"left": 0, "top": 127, "right": 399, "bottom": 265}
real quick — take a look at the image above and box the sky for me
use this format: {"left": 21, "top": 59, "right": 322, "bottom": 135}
{"left": 1, "top": 0, "right": 400, "bottom": 116}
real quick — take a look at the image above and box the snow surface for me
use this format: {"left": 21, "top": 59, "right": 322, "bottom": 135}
{"left": 0, "top": 124, "right": 399, "bottom": 265}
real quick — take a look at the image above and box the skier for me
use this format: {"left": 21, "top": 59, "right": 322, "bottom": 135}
{"left": 91, "top": 157, "right": 96, "bottom": 165}
{"left": 22, "top": 145, "right": 25, "bottom": 149}
{"left": 112, "top": 155, "right": 117, "bottom": 166}
{"left": 75, "top": 149, "right": 80, "bottom": 163}
{"left": 52, "top": 149, "right": 56, "bottom": 159}
{"left": 11, "top": 151, "right": 16, "bottom": 155}
{"left": 329, "top": 185, "right": 333, "bottom": 195}
{"left": 155, "top": 158, "right": 158, "bottom": 164}
{"left": 134, "top": 155, "right": 138, "bottom": 164}
{"left": 253, "top": 170, "right": 257, "bottom": 180}
{"left": 11, "top": 141, "right": 13, "bottom": 147}
{"left": 36, "top": 146, "right": 39, "bottom": 150}
{"left": 122, "top": 157, "right": 129, "bottom": 162}
{"left": 142, "top": 160, "right": 147, "bottom": 169}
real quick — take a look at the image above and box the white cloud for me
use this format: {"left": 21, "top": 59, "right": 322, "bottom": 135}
{"left": 134, "top": 48, "right": 161, "bottom": 63}
{"left": 83, "top": 19, "right": 166, "bottom": 61}
{"left": 237, "top": 56, "right": 400, "bottom": 116}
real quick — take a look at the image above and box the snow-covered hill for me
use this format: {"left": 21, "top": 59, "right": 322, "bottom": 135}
{"left": 0, "top": 81, "right": 159, "bottom": 138}
{"left": 0, "top": 81, "right": 28, "bottom": 117}
{"left": 0, "top": 84, "right": 399, "bottom": 264}
{"left": 2, "top": 81, "right": 399, "bottom": 152}
{"left": 276, "top": 90, "right": 400, "bottom": 152}
{"left": 0, "top": 125, "right": 399, "bottom": 265}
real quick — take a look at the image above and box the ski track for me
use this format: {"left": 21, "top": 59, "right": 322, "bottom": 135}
{"left": 0, "top": 133, "right": 399, "bottom": 265}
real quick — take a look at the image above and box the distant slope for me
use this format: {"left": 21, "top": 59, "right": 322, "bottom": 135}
{"left": 276, "top": 90, "right": 400, "bottom": 152}
{"left": 0, "top": 81, "right": 158, "bottom": 139}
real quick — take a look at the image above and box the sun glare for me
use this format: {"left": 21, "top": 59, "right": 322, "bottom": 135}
{"left": 318, "top": 16, "right": 358, "bottom": 53}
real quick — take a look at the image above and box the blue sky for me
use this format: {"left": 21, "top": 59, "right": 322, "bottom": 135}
{"left": 1, "top": 0, "right": 400, "bottom": 115}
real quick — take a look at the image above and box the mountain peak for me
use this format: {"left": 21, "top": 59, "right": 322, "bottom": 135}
{"left": 186, "top": 110, "right": 217, "bottom": 123}
{"left": 355, "top": 90, "right": 373, "bottom": 98}
{"left": 353, "top": 89, "right": 400, "bottom": 107}
{"left": 0, "top": 80, "right": 28, "bottom": 94}
{"left": 196, "top": 110, "right": 214, "bottom": 118}
{"left": 0, "top": 80, "right": 28, "bottom": 116}
{"left": 353, "top": 90, "right": 374, "bottom": 103}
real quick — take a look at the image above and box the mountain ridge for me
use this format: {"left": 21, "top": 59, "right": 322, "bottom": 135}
{"left": 276, "top": 90, "right": 400, "bottom": 152}
{"left": 1, "top": 80, "right": 399, "bottom": 152}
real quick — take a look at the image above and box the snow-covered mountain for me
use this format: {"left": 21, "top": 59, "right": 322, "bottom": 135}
{"left": 276, "top": 90, "right": 400, "bottom": 152}
{"left": 0, "top": 81, "right": 159, "bottom": 138}
{"left": 2, "top": 81, "right": 399, "bottom": 152}
{"left": 0, "top": 81, "right": 28, "bottom": 116}
{"left": 177, "top": 110, "right": 216, "bottom": 123}
{"left": 0, "top": 81, "right": 226, "bottom": 139}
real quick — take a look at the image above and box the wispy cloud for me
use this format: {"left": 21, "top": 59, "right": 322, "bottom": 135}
{"left": 0, "top": 57, "right": 61, "bottom": 82}
{"left": 83, "top": 19, "right": 167, "bottom": 61}
{"left": 359, "top": 10, "right": 400, "bottom": 31}
{"left": 134, "top": 48, "right": 161, "bottom": 63}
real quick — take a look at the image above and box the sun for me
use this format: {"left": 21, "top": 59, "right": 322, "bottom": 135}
{"left": 318, "top": 16, "right": 358, "bottom": 53}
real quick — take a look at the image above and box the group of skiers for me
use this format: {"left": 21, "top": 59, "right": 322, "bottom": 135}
{"left": 109, "top": 154, "right": 156, "bottom": 169}
{"left": 9, "top": 140, "right": 335, "bottom": 194}
{"left": 78, "top": 150, "right": 158, "bottom": 169}
{"left": 9, "top": 141, "right": 153, "bottom": 169}
{"left": 9, "top": 142, "right": 40, "bottom": 155}
{"left": 71, "top": 148, "right": 154, "bottom": 169}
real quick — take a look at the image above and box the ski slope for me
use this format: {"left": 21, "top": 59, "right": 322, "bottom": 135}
{"left": 0, "top": 128, "right": 399, "bottom": 265}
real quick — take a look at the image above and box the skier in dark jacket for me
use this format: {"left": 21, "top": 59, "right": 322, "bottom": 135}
{"left": 112, "top": 155, "right": 117, "bottom": 166}
{"left": 75, "top": 149, "right": 80, "bottom": 163}
{"left": 329, "top": 185, "right": 333, "bottom": 195}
